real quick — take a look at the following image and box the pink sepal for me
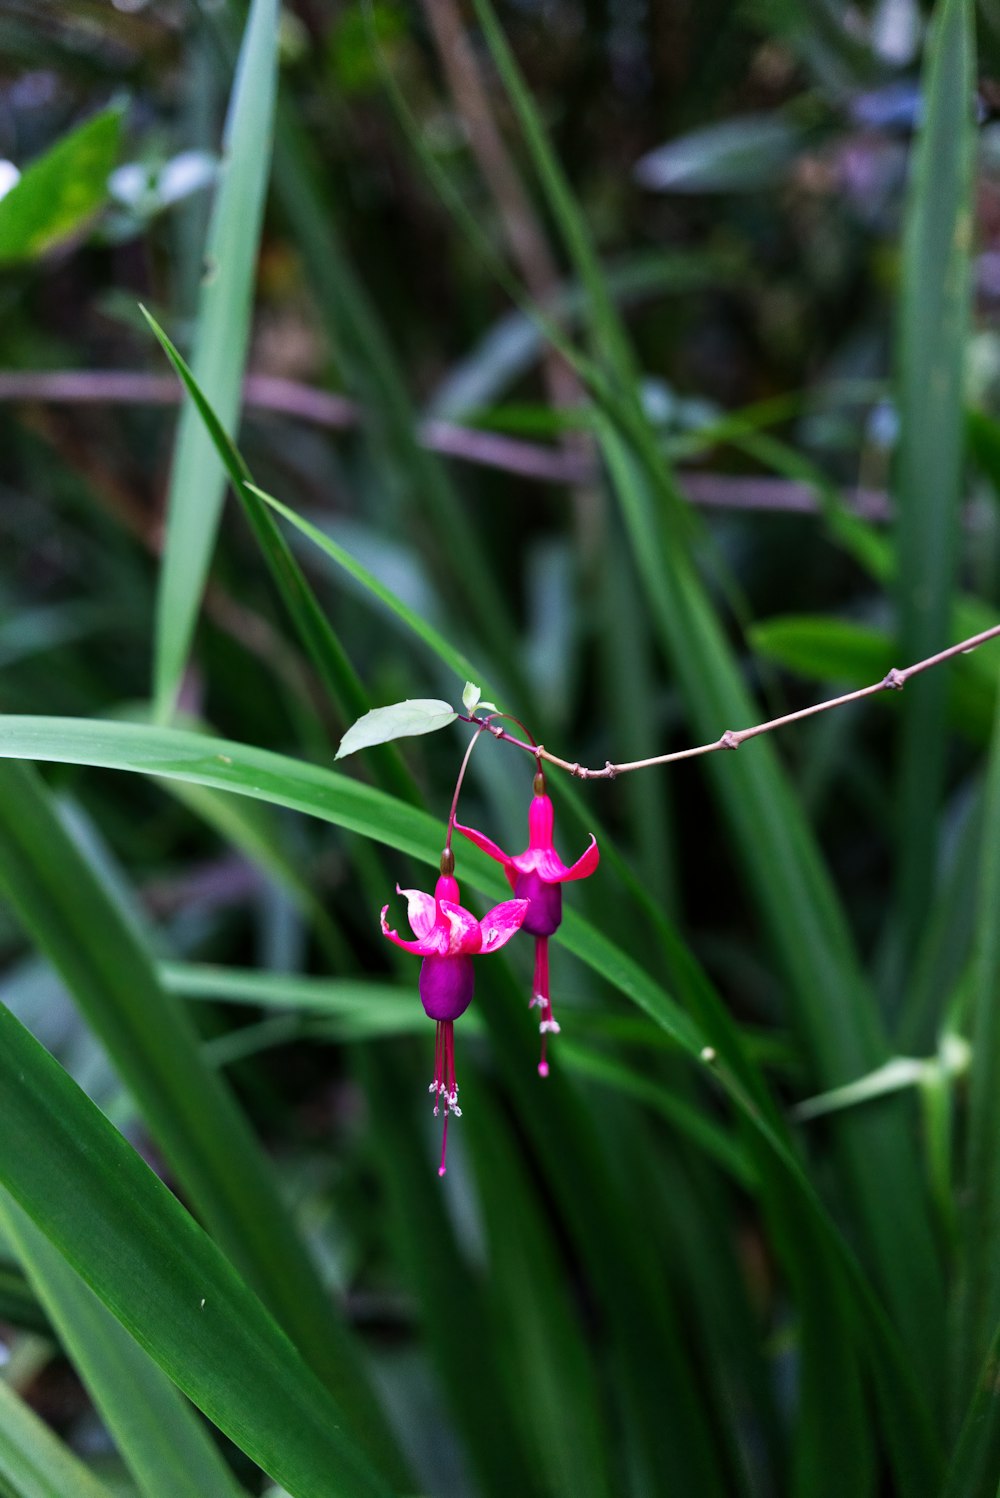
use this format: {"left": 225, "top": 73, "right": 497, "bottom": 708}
{"left": 396, "top": 885, "right": 437, "bottom": 938}
{"left": 535, "top": 835, "right": 600, "bottom": 883}
{"left": 438, "top": 899, "right": 484, "bottom": 954}
{"left": 380, "top": 905, "right": 443, "bottom": 956}
{"left": 478, "top": 898, "right": 530, "bottom": 953}
{"left": 454, "top": 822, "right": 517, "bottom": 888}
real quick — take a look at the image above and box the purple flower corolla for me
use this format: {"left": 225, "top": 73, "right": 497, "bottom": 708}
{"left": 456, "top": 775, "right": 599, "bottom": 1075}
{"left": 381, "top": 872, "right": 527, "bottom": 1174}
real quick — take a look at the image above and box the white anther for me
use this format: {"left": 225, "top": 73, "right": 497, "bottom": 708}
{"left": 539, "top": 1019, "right": 561, "bottom": 1034}
{"left": 433, "top": 1104, "right": 439, "bottom": 1117}
{"left": 451, "top": 1104, "right": 463, "bottom": 1118}
{"left": 529, "top": 992, "right": 546, "bottom": 1008}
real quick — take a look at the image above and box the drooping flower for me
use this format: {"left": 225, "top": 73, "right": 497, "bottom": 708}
{"left": 381, "top": 854, "right": 528, "bottom": 1175}
{"left": 456, "top": 771, "right": 599, "bottom": 1075}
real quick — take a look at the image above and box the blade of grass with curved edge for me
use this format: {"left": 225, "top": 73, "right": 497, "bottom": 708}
{"left": 265, "top": 94, "right": 526, "bottom": 695}
{"left": 0, "top": 1378, "right": 114, "bottom": 1498}
{"left": 160, "top": 960, "right": 752, "bottom": 1178}
{"left": 597, "top": 422, "right": 946, "bottom": 1362}
{"left": 0, "top": 1003, "right": 392, "bottom": 1498}
{"left": 397, "top": 0, "right": 948, "bottom": 1416}
{"left": 892, "top": 0, "right": 975, "bottom": 987}
{"left": 942, "top": 1317, "right": 1000, "bottom": 1498}
{"left": 143, "top": 307, "right": 419, "bottom": 805}
{"left": 357, "top": 1047, "right": 541, "bottom": 1498}
{"left": 0, "top": 759, "right": 406, "bottom": 1483}
{"left": 0, "top": 712, "right": 946, "bottom": 1486}
{"left": 464, "top": 1080, "right": 614, "bottom": 1498}
{"left": 0, "top": 1193, "right": 247, "bottom": 1498}
{"left": 954, "top": 686, "right": 1000, "bottom": 1406}
{"left": 153, "top": 0, "right": 279, "bottom": 719}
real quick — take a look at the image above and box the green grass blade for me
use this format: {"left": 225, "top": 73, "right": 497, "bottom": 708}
{"left": 153, "top": 0, "right": 279, "bottom": 719}
{"left": 942, "top": 1318, "right": 1000, "bottom": 1498}
{"left": 0, "top": 1003, "right": 392, "bottom": 1498}
{"left": 597, "top": 422, "right": 946, "bottom": 1380}
{"left": 0, "top": 711, "right": 945, "bottom": 1484}
{"left": 143, "top": 307, "right": 419, "bottom": 804}
{"left": 459, "top": 0, "right": 946, "bottom": 1406}
{"left": 266, "top": 91, "right": 526, "bottom": 688}
{"left": 465, "top": 1083, "right": 614, "bottom": 1498}
{"left": 0, "top": 759, "right": 405, "bottom": 1481}
{"left": 250, "top": 486, "right": 489, "bottom": 691}
{"left": 0, "top": 1379, "right": 114, "bottom": 1498}
{"left": 892, "top": 0, "right": 976, "bottom": 981}
{"left": 955, "top": 685, "right": 1000, "bottom": 1404}
{"left": 0, "top": 1193, "right": 247, "bottom": 1498}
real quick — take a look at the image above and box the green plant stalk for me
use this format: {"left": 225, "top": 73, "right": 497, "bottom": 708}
{"left": 0, "top": 713, "right": 944, "bottom": 1485}
{"left": 0, "top": 1002, "right": 393, "bottom": 1498}
{"left": 154, "top": 0, "right": 280, "bottom": 719}
{"left": 0, "top": 759, "right": 407, "bottom": 1483}
{"left": 0, "top": 1192, "right": 248, "bottom": 1498}
{"left": 892, "top": 0, "right": 975, "bottom": 990}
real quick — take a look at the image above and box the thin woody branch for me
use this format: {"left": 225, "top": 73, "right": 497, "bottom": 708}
{"left": 465, "top": 622, "right": 1000, "bottom": 779}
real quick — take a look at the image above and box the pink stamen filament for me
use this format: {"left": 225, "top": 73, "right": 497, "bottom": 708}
{"left": 434, "top": 1020, "right": 461, "bottom": 1177}
{"left": 533, "top": 937, "right": 556, "bottom": 1077}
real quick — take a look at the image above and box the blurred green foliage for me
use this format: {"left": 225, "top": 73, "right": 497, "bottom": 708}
{"left": 1, "top": 0, "right": 1000, "bottom": 1495}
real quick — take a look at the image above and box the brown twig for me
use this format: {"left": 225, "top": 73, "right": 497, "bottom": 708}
{"left": 463, "top": 623, "right": 1000, "bottom": 779}
{"left": 0, "top": 367, "right": 894, "bottom": 517}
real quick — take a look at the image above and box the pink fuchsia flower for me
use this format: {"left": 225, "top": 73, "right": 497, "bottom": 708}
{"left": 381, "top": 860, "right": 527, "bottom": 1175}
{"left": 456, "top": 771, "right": 599, "bottom": 1076}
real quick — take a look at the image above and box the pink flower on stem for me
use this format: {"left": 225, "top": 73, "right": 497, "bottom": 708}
{"left": 381, "top": 853, "right": 528, "bottom": 1176}
{"left": 456, "top": 770, "right": 599, "bottom": 1076}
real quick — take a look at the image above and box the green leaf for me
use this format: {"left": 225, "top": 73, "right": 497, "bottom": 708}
{"left": 0, "top": 106, "right": 123, "bottom": 264}
{"left": 0, "top": 1377, "right": 115, "bottom": 1498}
{"left": 748, "top": 615, "right": 892, "bottom": 682}
{"left": 0, "top": 1192, "right": 248, "bottom": 1498}
{"left": 0, "top": 711, "right": 948, "bottom": 1486}
{"left": 634, "top": 115, "right": 806, "bottom": 193}
{"left": 336, "top": 700, "right": 458, "bottom": 759}
{"left": 0, "top": 759, "right": 404, "bottom": 1480}
{"left": 153, "top": 0, "right": 279, "bottom": 718}
{"left": 0, "top": 1002, "right": 392, "bottom": 1498}
{"left": 955, "top": 679, "right": 1000, "bottom": 1404}
{"left": 142, "top": 309, "right": 420, "bottom": 807}
{"left": 462, "top": 681, "right": 482, "bottom": 712}
{"left": 892, "top": 0, "right": 976, "bottom": 975}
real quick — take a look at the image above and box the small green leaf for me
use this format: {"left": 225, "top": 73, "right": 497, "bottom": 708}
{"left": 0, "top": 105, "right": 124, "bottom": 264}
{"left": 335, "top": 700, "right": 457, "bottom": 759}
{"left": 634, "top": 114, "right": 805, "bottom": 194}
{"left": 462, "top": 681, "right": 482, "bottom": 713}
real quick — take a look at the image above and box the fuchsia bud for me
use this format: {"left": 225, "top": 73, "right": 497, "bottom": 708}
{"left": 381, "top": 866, "right": 528, "bottom": 1175}
{"left": 456, "top": 773, "right": 599, "bottom": 1076}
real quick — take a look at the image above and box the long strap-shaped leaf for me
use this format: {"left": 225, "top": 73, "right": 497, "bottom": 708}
{"left": 153, "top": 0, "right": 278, "bottom": 718}
{"left": 954, "top": 682, "right": 1000, "bottom": 1406}
{"left": 893, "top": 0, "right": 975, "bottom": 983}
{"left": 0, "top": 1378, "right": 114, "bottom": 1498}
{"left": 0, "top": 1192, "right": 247, "bottom": 1498}
{"left": 144, "top": 309, "right": 419, "bottom": 806}
{"left": 0, "top": 760, "right": 405, "bottom": 1481}
{"left": 463, "top": 0, "right": 946, "bottom": 1394}
{"left": 0, "top": 713, "right": 945, "bottom": 1486}
{"left": 0, "top": 1002, "right": 391, "bottom": 1498}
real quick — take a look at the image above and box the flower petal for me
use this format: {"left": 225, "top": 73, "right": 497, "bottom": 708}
{"left": 535, "top": 835, "right": 600, "bottom": 884}
{"left": 380, "top": 904, "right": 436, "bottom": 955}
{"left": 396, "top": 884, "right": 437, "bottom": 938}
{"left": 437, "top": 899, "right": 484, "bottom": 955}
{"left": 478, "top": 898, "right": 530, "bottom": 953}
{"left": 455, "top": 822, "right": 516, "bottom": 880}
